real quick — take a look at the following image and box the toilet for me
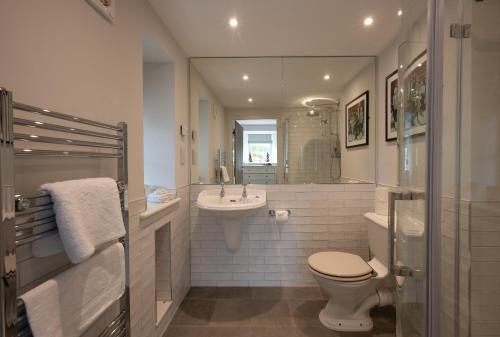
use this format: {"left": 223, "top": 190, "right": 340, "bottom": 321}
{"left": 308, "top": 211, "right": 394, "bottom": 332}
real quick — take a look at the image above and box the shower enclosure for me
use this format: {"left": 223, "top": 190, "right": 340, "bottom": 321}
{"left": 283, "top": 105, "right": 341, "bottom": 184}
{"left": 394, "top": 0, "right": 500, "bottom": 336}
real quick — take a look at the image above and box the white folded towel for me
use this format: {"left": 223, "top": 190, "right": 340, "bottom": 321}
{"left": 20, "top": 243, "right": 125, "bottom": 337}
{"left": 220, "top": 166, "right": 230, "bottom": 183}
{"left": 34, "top": 178, "right": 125, "bottom": 264}
{"left": 147, "top": 188, "right": 175, "bottom": 204}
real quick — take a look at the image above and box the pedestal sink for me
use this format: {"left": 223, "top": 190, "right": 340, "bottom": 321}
{"left": 196, "top": 188, "right": 267, "bottom": 251}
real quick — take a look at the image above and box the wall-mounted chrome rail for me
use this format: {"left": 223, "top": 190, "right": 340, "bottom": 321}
{"left": 0, "top": 88, "right": 130, "bottom": 337}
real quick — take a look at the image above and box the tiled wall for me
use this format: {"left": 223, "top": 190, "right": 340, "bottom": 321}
{"left": 130, "top": 186, "right": 190, "bottom": 337}
{"left": 190, "top": 183, "right": 375, "bottom": 286}
{"left": 469, "top": 201, "right": 500, "bottom": 337}
{"left": 285, "top": 110, "right": 340, "bottom": 184}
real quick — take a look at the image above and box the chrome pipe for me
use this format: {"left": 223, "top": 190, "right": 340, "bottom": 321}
{"left": 15, "top": 149, "right": 121, "bottom": 158}
{"left": 15, "top": 229, "right": 58, "bottom": 247}
{"left": 15, "top": 133, "right": 122, "bottom": 149}
{"left": 13, "top": 102, "right": 121, "bottom": 131}
{"left": 15, "top": 216, "right": 56, "bottom": 231}
{"left": 14, "top": 118, "right": 122, "bottom": 140}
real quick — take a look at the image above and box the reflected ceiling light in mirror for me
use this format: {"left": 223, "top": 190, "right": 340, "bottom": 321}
{"left": 398, "top": 10, "right": 403, "bottom": 16}
{"left": 363, "top": 16, "right": 374, "bottom": 26}
{"left": 248, "top": 98, "right": 253, "bottom": 103}
{"left": 242, "top": 74, "right": 249, "bottom": 81}
{"left": 323, "top": 74, "right": 331, "bottom": 80}
{"left": 229, "top": 17, "right": 238, "bottom": 28}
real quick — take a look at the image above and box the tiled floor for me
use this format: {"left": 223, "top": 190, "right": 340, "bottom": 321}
{"left": 163, "top": 287, "right": 396, "bottom": 337}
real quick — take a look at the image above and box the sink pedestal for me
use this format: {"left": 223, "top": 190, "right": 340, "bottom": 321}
{"left": 221, "top": 218, "right": 242, "bottom": 252}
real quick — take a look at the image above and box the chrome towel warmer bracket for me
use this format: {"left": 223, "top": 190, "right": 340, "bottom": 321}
{"left": 0, "top": 88, "right": 130, "bottom": 337}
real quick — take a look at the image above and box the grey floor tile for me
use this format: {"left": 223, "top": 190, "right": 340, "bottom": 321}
{"left": 253, "top": 287, "right": 323, "bottom": 300}
{"left": 288, "top": 299, "right": 328, "bottom": 327}
{"left": 171, "top": 299, "right": 217, "bottom": 326}
{"left": 210, "top": 299, "right": 292, "bottom": 327}
{"left": 186, "top": 287, "right": 218, "bottom": 299}
{"left": 215, "top": 287, "right": 254, "bottom": 299}
{"left": 169, "top": 287, "right": 395, "bottom": 337}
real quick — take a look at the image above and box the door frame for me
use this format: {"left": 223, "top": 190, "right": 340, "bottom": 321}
{"left": 425, "top": 0, "right": 446, "bottom": 336}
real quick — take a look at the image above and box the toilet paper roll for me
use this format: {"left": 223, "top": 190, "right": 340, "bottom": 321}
{"left": 274, "top": 210, "right": 289, "bottom": 224}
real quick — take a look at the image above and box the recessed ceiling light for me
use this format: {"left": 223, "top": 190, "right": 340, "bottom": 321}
{"left": 399, "top": 64, "right": 404, "bottom": 69}
{"left": 229, "top": 17, "right": 238, "bottom": 28}
{"left": 398, "top": 10, "right": 403, "bottom": 16}
{"left": 34, "top": 121, "right": 44, "bottom": 125}
{"left": 363, "top": 16, "right": 374, "bottom": 26}
{"left": 29, "top": 135, "right": 39, "bottom": 138}
{"left": 417, "top": 63, "right": 422, "bottom": 67}
{"left": 242, "top": 74, "right": 249, "bottom": 81}
{"left": 248, "top": 98, "right": 253, "bottom": 103}
{"left": 23, "top": 149, "right": 32, "bottom": 152}
{"left": 323, "top": 74, "right": 331, "bottom": 80}
{"left": 42, "top": 109, "right": 50, "bottom": 112}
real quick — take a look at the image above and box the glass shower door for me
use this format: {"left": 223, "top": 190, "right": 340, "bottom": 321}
{"left": 392, "top": 1, "right": 429, "bottom": 336}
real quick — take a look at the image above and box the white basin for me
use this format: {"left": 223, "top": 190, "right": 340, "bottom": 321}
{"left": 196, "top": 188, "right": 267, "bottom": 251}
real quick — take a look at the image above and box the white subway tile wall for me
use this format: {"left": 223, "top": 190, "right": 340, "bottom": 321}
{"left": 470, "top": 201, "right": 500, "bottom": 337}
{"left": 130, "top": 186, "right": 191, "bottom": 337}
{"left": 190, "top": 183, "right": 375, "bottom": 286}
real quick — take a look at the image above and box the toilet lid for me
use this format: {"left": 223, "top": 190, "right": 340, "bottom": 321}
{"left": 308, "top": 252, "right": 373, "bottom": 278}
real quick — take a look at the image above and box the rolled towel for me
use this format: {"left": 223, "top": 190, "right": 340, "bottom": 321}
{"left": 147, "top": 188, "right": 175, "bottom": 204}
{"left": 20, "top": 242, "right": 125, "bottom": 337}
{"left": 34, "top": 178, "right": 125, "bottom": 264}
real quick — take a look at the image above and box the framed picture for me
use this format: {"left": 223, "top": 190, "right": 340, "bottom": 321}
{"left": 402, "top": 51, "right": 427, "bottom": 136}
{"left": 385, "top": 70, "right": 398, "bottom": 141}
{"left": 345, "top": 91, "right": 369, "bottom": 148}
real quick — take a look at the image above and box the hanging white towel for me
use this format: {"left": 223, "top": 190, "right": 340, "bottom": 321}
{"left": 35, "top": 177, "right": 125, "bottom": 264}
{"left": 220, "top": 166, "right": 230, "bottom": 183}
{"left": 20, "top": 242, "right": 125, "bottom": 337}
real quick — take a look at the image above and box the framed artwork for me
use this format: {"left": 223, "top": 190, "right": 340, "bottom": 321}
{"left": 86, "top": 0, "right": 115, "bottom": 23}
{"left": 402, "top": 51, "right": 427, "bottom": 136}
{"left": 385, "top": 70, "right": 398, "bottom": 141}
{"left": 345, "top": 91, "right": 369, "bottom": 148}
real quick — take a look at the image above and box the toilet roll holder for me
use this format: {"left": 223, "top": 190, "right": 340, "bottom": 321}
{"left": 268, "top": 209, "right": 292, "bottom": 216}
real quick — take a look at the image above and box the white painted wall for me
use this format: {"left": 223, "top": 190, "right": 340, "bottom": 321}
{"left": 0, "top": 1, "right": 191, "bottom": 336}
{"left": 339, "top": 62, "right": 376, "bottom": 183}
{"left": 144, "top": 63, "right": 176, "bottom": 189}
{"left": 375, "top": 41, "right": 399, "bottom": 187}
{"left": 189, "top": 66, "right": 225, "bottom": 184}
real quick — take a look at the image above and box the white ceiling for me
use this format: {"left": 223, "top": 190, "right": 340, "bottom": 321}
{"left": 148, "top": 0, "right": 401, "bottom": 57}
{"left": 191, "top": 57, "right": 374, "bottom": 109}
{"left": 142, "top": 34, "right": 172, "bottom": 63}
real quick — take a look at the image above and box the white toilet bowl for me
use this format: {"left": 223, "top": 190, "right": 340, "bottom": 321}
{"left": 308, "top": 207, "right": 394, "bottom": 332}
{"left": 308, "top": 252, "right": 392, "bottom": 331}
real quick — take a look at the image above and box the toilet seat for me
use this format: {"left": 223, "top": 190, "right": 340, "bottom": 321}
{"left": 308, "top": 251, "right": 374, "bottom": 282}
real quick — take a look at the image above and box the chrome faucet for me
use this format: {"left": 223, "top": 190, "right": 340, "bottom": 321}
{"left": 242, "top": 184, "right": 248, "bottom": 199}
{"left": 220, "top": 182, "right": 225, "bottom": 198}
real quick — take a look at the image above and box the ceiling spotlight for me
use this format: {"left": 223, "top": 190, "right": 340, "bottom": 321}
{"left": 242, "top": 74, "right": 249, "bottom": 81}
{"left": 323, "top": 74, "right": 331, "bottom": 80}
{"left": 363, "top": 16, "right": 374, "bottom": 26}
{"left": 399, "top": 64, "right": 404, "bottom": 69}
{"left": 229, "top": 17, "right": 238, "bottom": 28}
{"left": 248, "top": 98, "right": 253, "bottom": 103}
{"left": 398, "top": 10, "right": 403, "bottom": 16}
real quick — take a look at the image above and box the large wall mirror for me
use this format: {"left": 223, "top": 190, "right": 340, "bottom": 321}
{"left": 190, "top": 57, "right": 376, "bottom": 185}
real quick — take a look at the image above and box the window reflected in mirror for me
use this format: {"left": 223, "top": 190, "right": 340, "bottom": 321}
{"left": 190, "top": 57, "right": 376, "bottom": 185}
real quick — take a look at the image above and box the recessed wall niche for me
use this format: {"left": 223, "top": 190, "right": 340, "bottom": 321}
{"left": 155, "top": 222, "right": 172, "bottom": 325}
